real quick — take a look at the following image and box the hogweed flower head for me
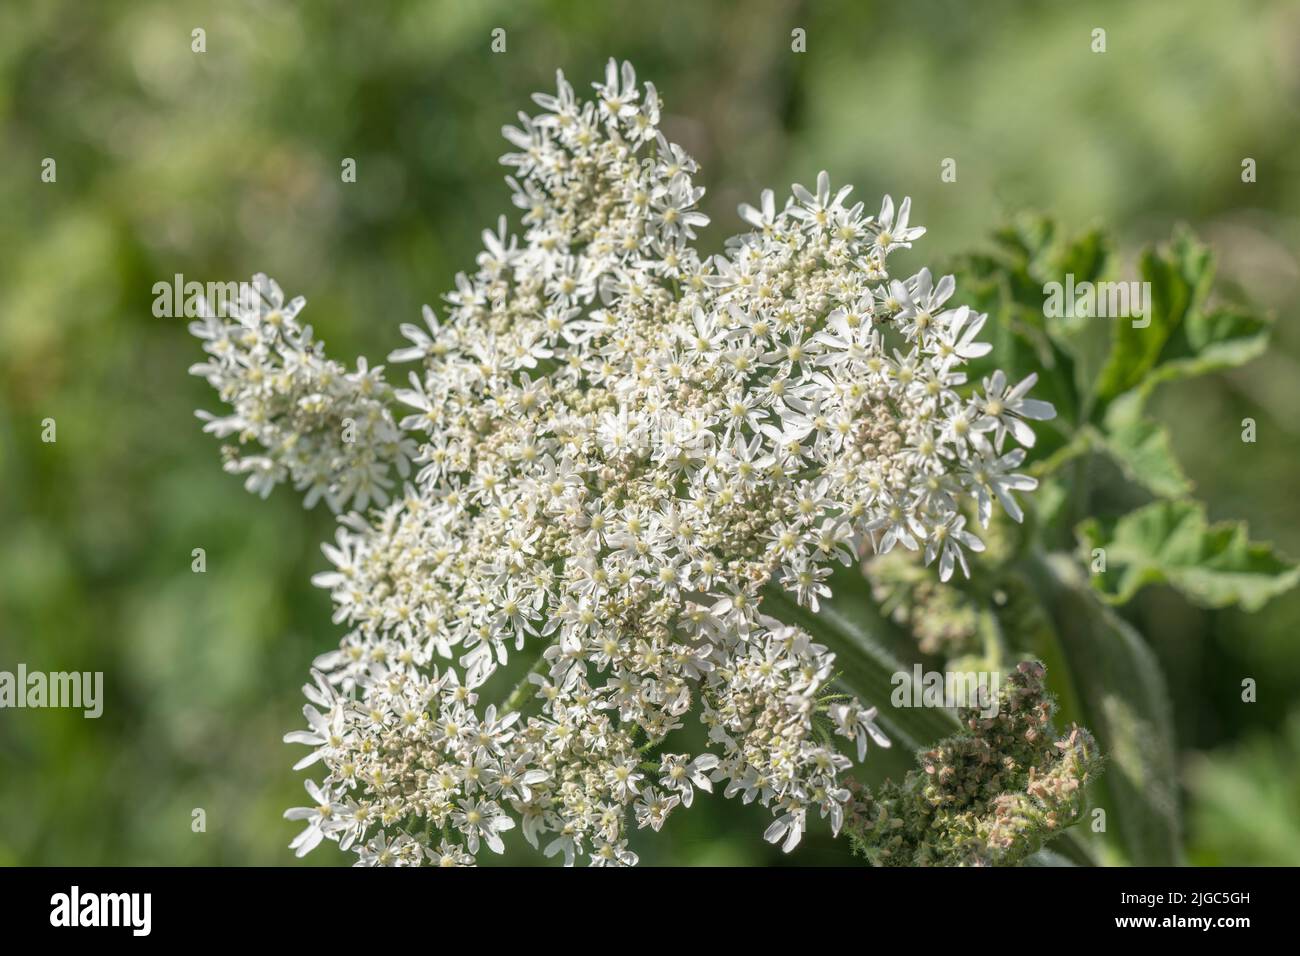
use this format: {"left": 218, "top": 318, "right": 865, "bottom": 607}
{"left": 190, "top": 60, "right": 1055, "bottom": 865}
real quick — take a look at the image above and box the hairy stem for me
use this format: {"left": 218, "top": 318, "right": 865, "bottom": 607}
{"left": 503, "top": 640, "right": 555, "bottom": 713}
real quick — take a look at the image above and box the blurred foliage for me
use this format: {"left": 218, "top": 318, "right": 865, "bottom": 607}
{"left": 1187, "top": 710, "right": 1300, "bottom": 866}
{"left": 2, "top": 0, "right": 1299, "bottom": 865}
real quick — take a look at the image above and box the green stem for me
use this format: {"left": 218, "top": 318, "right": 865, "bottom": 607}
{"left": 503, "top": 640, "right": 555, "bottom": 713}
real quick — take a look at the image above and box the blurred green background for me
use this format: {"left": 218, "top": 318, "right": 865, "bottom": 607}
{"left": 2, "top": 0, "right": 1299, "bottom": 865}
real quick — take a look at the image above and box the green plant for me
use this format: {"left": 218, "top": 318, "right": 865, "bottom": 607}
{"left": 185, "top": 63, "right": 1295, "bottom": 866}
{"left": 805, "top": 217, "right": 1297, "bottom": 866}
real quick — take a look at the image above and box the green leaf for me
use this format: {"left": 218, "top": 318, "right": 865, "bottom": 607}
{"left": 1053, "top": 226, "right": 1109, "bottom": 286}
{"left": 1092, "top": 228, "right": 1271, "bottom": 420}
{"left": 1094, "top": 227, "right": 1213, "bottom": 407}
{"left": 956, "top": 215, "right": 1060, "bottom": 309}
{"left": 761, "top": 576, "right": 959, "bottom": 754}
{"left": 1096, "top": 418, "right": 1193, "bottom": 499}
{"left": 1078, "top": 500, "right": 1300, "bottom": 611}
{"left": 955, "top": 221, "right": 1271, "bottom": 431}
{"left": 1144, "top": 306, "right": 1270, "bottom": 389}
{"left": 1026, "top": 553, "right": 1182, "bottom": 865}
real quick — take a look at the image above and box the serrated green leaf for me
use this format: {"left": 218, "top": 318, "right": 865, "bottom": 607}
{"left": 1097, "top": 418, "right": 1193, "bottom": 499}
{"left": 1053, "top": 227, "right": 1109, "bottom": 285}
{"left": 1146, "top": 306, "right": 1270, "bottom": 388}
{"left": 1093, "top": 227, "right": 1271, "bottom": 422}
{"left": 1095, "top": 227, "right": 1213, "bottom": 406}
{"left": 1026, "top": 553, "right": 1182, "bottom": 865}
{"left": 1078, "top": 500, "right": 1300, "bottom": 611}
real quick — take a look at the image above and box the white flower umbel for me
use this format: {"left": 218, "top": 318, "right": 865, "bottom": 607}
{"left": 190, "top": 275, "right": 416, "bottom": 512}
{"left": 192, "top": 60, "right": 1054, "bottom": 866}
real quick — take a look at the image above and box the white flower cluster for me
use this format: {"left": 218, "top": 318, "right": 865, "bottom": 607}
{"left": 192, "top": 60, "right": 1054, "bottom": 866}
{"left": 189, "top": 277, "right": 416, "bottom": 511}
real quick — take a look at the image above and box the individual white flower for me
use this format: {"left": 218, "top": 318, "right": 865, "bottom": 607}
{"left": 282, "top": 697, "right": 349, "bottom": 771}
{"left": 829, "top": 701, "right": 892, "bottom": 762}
{"left": 871, "top": 194, "right": 925, "bottom": 251}
{"left": 930, "top": 305, "right": 993, "bottom": 369}
{"left": 658, "top": 753, "right": 718, "bottom": 807}
{"left": 284, "top": 779, "right": 346, "bottom": 858}
{"left": 789, "top": 170, "right": 856, "bottom": 235}
{"left": 962, "top": 443, "right": 1039, "bottom": 525}
{"left": 923, "top": 512, "right": 987, "bottom": 582}
{"left": 430, "top": 839, "right": 476, "bottom": 867}
{"left": 590, "top": 839, "right": 639, "bottom": 867}
{"left": 763, "top": 806, "right": 807, "bottom": 853}
{"left": 890, "top": 267, "right": 955, "bottom": 340}
{"left": 451, "top": 798, "right": 516, "bottom": 855}
{"left": 738, "top": 188, "right": 781, "bottom": 232}
{"left": 973, "top": 370, "right": 1057, "bottom": 449}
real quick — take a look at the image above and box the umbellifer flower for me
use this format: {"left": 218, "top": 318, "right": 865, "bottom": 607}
{"left": 189, "top": 59, "right": 1055, "bottom": 866}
